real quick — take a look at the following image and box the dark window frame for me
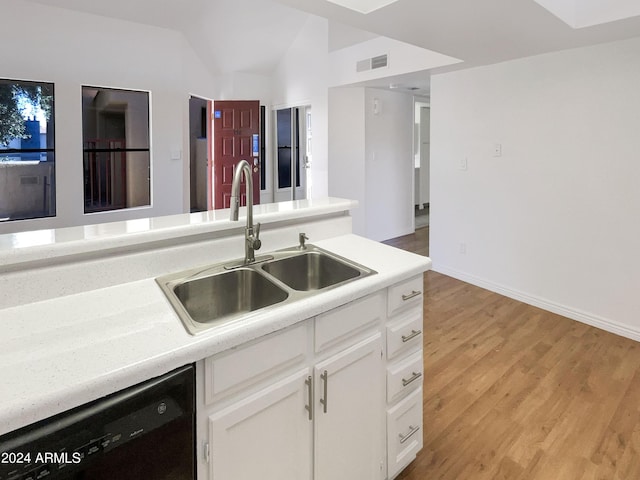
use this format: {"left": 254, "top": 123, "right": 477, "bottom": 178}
{"left": 81, "top": 85, "right": 151, "bottom": 214}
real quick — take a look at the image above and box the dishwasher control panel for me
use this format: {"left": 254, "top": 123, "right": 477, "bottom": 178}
{"left": 0, "top": 364, "right": 195, "bottom": 480}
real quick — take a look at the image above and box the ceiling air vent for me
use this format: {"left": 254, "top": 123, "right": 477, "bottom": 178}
{"left": 371, "top": 54, "right": 388, "bottom": 69}
{"left": 356, "top": 54, "right": 389, "bottom": 72}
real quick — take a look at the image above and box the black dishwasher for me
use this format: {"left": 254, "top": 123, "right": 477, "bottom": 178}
{"left": 0, "top": 364, "right": 195, "bottom": 480}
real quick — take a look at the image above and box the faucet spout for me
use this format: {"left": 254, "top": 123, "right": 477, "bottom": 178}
{"left": 230, "top": 160, "right": 261, "bottom": 264}
{"left": 230, "top": 160, "right": 253, "bottom": 224}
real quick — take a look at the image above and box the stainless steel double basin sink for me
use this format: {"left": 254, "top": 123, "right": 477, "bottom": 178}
{"left": 156, "top": 244, "right": 376, "bottom": 335}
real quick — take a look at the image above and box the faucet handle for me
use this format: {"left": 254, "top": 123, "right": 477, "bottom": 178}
{"left": 299, "top": 232, "right": 309, "bottom": 249}
{"left": 253, "top": 222, "right": 262, "bottom": 250}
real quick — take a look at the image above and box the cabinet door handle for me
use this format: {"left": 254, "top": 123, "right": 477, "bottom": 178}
{"left": 402, "top": 290, "right": 422, "bottom": 301}
{"left": 320, "top": 370, "right": 328, "bottom": 414}
{"left": 402, "top": 371, "right": 423, "bottom": 387}
{"left": 401, "top": 329, "right": 422, "bottom": 343}
{"left": 305, "top": 375, "right": 313, "bottom": 421}
{"left": 399, "top": 425, "right": 420, "bottom": 444}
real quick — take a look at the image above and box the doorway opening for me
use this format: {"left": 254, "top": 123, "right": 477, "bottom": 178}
{"left": 273, "top": 105, "right": 311, "bottom": 203}
{"left": 414, "top": 100, "right": 430, "bottom": 230}
{"left": 188, "top": 96, "right": 209, "bottom": 213}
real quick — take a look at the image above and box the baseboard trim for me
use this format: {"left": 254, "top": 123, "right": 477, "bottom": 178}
{"left": 432, "top": 264, "right": 640, "bottom": 343}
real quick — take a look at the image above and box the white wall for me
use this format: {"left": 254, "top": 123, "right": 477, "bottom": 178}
{"left": 0, "top": 1, "right": 298, "bottom": 234}
{"left": 0, "top": 0, "right": 192, "bottom": 234}
{"left": 328, "top": 87, "right": 414, "bottom": 241}
{"left": 364, "top": 88, "right": 414, "bottom": 241}
{"left": 215, "top": 72, "right": 273, "bottom": 101}
{"left": 431, "top": 37, "right": 640, "bottom": 340}
{"left": 179, "top": 37, "right": 216, "bottom": 212}
{"left": 328, "top": 87, "right": 366, "bottom": 235}
{"left": 271, "top": 15, "right": 330, "bottom": 199}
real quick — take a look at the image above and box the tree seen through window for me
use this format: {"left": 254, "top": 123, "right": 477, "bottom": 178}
{"left": 0, "top": 79, "right": 55, "bottom": 222}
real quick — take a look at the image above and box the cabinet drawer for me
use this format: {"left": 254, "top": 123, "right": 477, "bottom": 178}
{"left": 387, "top": 350, "right": 423, "bottom": 403}
{"left": 387, "top": 308, "right": 423, "bottom": 360}
{"left": 204, "top": 322, "right": 307, "bottom": 404}
{"left": 315, "top": 291, "right": 384, "bottom": 353}
{"left": 387, "top": 275, "right": 423, "bottom": 317}
{"left": 387, "top": 387, "right": 423, "bottom": 479}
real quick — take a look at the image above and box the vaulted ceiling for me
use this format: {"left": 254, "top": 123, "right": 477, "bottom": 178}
{"left": 24, "top": 0, "right": 640, "bottom": 78}
{"left": 274, "top": 0, "right": 640, "bottom": 72}
{"left": 25, "top": 0, "right": 310, "bottom": 75}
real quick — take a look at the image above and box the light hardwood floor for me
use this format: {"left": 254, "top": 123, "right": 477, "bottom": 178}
{"left": 384, "top": 227, "right": 640, "bottom": 480}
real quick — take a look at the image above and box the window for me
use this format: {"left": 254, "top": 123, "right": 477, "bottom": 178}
{"left": 276, "top": 108, "right": 300, "bottom": 190}
{"left": 82, "top": 86, "right": 150, "bottom": 214}
{"left": 0, "top": 78, "right": 55, "bottom": 222}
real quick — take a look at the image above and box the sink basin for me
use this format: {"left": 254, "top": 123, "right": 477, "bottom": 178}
{"left": 158, "top": 268, "right": 288, "bottom": 334}
{"left": 157, "top": 244, "right": 376, "bottom": 335}
{"left": 261, "top": 250, "right": 361, "bottom": 291}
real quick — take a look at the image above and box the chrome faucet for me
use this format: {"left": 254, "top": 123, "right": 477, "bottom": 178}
{"left": 230, "top": 160, "right": 261, "bottom": 264}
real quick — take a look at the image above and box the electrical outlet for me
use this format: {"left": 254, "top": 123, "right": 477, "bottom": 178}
{"left": 459, "top": 157, "right": 468, "bottom": 171}
{"left": 459, "top": 243, "right": 467, "bottom": 254}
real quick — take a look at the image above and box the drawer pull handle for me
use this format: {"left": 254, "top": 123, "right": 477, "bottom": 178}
{"left": 320, "top": 370, "right": 328, "bottom": 414}
{"left": 399, "top": 425, "right": 420, "bottom": 444}
{"left": 402, "top": 290, "right": 422, "bottom": 301}
{"left": 402, "top": 371, "right": 423, "bottom": 387}
{"left": 401, "top": 329, "right": 422, "bottom": 343}
{"left": 305, "top": 376, "right": 313, "bottom": 421}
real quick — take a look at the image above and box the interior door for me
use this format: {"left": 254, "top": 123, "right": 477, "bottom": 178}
{"left": 213, "top": 100, "right": 260, "bottom": 209}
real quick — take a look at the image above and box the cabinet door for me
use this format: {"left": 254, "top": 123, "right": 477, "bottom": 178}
{"left": 314, "top": 333, "right": 384, "bottom": 480}
{"left": 209, "top": 368, "right": 313, "bottom": 480}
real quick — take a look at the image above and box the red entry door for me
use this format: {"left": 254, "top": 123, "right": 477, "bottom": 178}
{"left": 213, "top": 100, "right": 261, "bottom": 209}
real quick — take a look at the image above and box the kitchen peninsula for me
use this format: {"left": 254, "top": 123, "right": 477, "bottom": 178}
{"left": 0, "top": 198, "right": 431, "bottom": 480}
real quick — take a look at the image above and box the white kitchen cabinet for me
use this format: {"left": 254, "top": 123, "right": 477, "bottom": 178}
{"left": 208, "top": 368, "right": 313, "bottom": 480}
{"left": 314, "top": 333, "right": 384, "bottom": 480}
{"left": 198, "top": 277, "right": 424, "bottom": 480}
{"left": 385, "top": 274, "right": 424, "bottom": 479}
{"left": 206, "top": 333, "right": 383, "bottom": 480}
{"left": 387, "top": 275, "right": 423, "bottom": 317}
{"left": 387, "top": 349, "right": 423, "bottom": 404}
{"left": 387, "top": 387, "right": 423, "bottom": 477}
{"left": 203, "top": 322, "right": 308, "bottom": 405}
{"left": 386, "top": 308, "right": 423, "bottom": 361}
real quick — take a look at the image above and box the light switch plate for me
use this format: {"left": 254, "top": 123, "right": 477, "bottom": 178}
{"left": 493, "top": 143, "right": 502, "bottom": 157}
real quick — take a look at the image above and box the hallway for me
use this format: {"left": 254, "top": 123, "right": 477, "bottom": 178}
{"left": 383, "top": 226, "right": 429, "bottom": 257}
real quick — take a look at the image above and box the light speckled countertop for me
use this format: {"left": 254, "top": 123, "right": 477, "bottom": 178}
{"left": 0, "top": 234, "right": 431, "bottom": 436}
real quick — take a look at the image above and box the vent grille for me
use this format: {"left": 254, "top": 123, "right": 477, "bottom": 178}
{"left": 371, "top": 54, "right": 388, "bottom": 69}
{"left": 356, "top": 54, "right": 389, "bottom": 72}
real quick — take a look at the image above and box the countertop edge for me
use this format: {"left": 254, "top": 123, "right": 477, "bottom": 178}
{"left": 0, "top": 198, "right": 357, "bottom": 269}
